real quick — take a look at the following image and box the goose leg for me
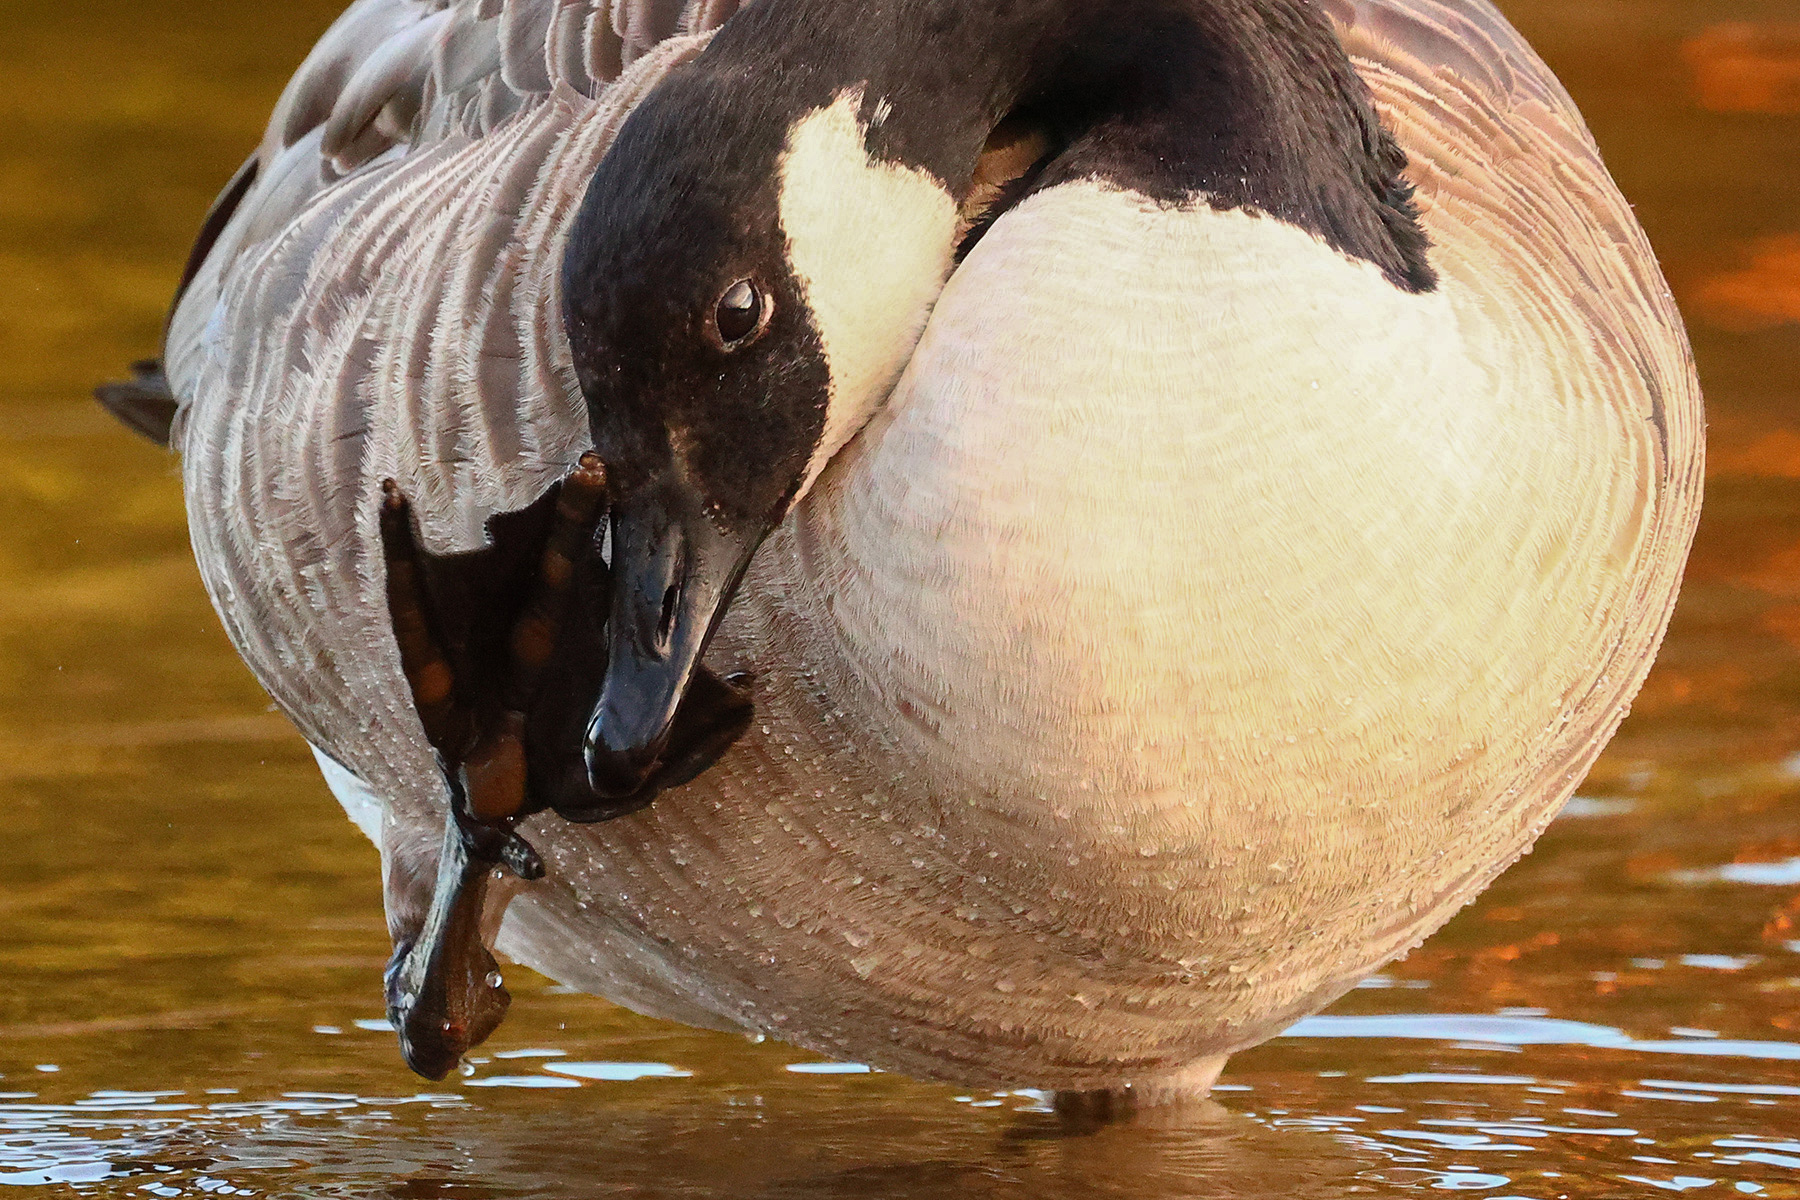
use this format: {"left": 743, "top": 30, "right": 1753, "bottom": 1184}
{"left": 375, "top": 459, "right": 607, "bottom": 1078}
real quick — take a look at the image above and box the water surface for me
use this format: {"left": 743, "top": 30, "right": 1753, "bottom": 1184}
{"left": 3, "top": 0, "right": 1800, "bottom": 1195}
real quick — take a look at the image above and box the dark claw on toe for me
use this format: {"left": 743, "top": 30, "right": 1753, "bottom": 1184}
{"left": 498, "top": 831, "right": 545, "bottom": 881}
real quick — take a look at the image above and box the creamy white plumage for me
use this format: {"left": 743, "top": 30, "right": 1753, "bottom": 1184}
{"left": 780, "top": 90, "right": 961, "bottom": 490}
{"left": 147, "top": 0, "right": 1701, "bottom": 1094}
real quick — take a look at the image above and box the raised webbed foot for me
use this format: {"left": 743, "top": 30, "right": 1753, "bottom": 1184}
{"left": 376, "top": 455, "right": 608, "bottom": 1078}
{"left": 375, "top": 452, "right": 757, "bottom": 1076}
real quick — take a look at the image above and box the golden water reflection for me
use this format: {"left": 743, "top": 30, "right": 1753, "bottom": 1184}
{"left": 3, "top": 0, "right": 1799, "bottom": 1195}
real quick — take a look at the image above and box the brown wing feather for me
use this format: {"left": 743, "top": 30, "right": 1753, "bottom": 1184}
{"left": 166, "top": 0, "right": 743, "bottom": 368}
{"left": 1320, "top": 0, "right": 1586, "bottom": 127}
{"left": 266, "top": 0, "right": 742, "bottom": 178}
{"left": 1325, "top": 0, "right": 1699, "bottom": 476}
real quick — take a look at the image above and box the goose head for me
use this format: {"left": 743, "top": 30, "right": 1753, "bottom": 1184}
{"left": 563, "top": 66, "right": 962, "bottom": 796}
{"left": 561, "top": 0, "right": 1434, "bottom": 798}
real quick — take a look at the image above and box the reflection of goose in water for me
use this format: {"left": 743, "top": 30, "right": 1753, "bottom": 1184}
{"left": 104, "top": 0, "right": 1701, "bottom": 1095}
{"left": 754, "top": 1102, "right": 1378, "bottom": 1200}
{"left": 165, "top": 1084, "right": 1393, "bottom": 1199}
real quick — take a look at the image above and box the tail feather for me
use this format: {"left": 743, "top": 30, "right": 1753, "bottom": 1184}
{"left": 94, "top": 359, "right": 178, "bottom": 448}
{"left": 95, "top": 154, "right": 257, "bottom": 452}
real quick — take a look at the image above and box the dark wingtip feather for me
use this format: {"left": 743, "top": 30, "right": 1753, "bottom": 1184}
{"left": 94, "top": 359, "right": 178, "bottom": 448}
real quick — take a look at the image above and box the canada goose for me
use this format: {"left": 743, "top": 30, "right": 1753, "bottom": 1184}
{"left": 101, "top": 0, "right": 1702, "bottom": 1098}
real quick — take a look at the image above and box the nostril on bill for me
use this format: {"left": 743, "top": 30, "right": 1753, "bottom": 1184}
{"left": 658, "top": 582, "right": 680, "bottom": 650}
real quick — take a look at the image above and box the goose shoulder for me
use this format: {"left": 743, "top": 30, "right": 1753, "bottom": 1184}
{"left": 166, "top": 0, "right": 741, "bottom": 400}
{"left": 268, "top": 0, "right": 735, "bottom": 179}
{"left": 1327, "top": 0, "right": 1701, "bottom": 476}
{"left": 1322, "top": 0, "right": 1586, "bottom": 125}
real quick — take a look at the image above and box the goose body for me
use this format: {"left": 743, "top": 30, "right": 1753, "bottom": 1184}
{"left": 154, "top": 0, "right": 1701, "bottom": 1092}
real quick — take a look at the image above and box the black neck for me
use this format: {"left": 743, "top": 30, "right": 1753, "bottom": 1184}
{"left": 698, "top": 0, "right": 1435, "bottom": 291}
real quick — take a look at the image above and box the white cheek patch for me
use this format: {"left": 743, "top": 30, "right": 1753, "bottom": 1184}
{"left": 778, "top": 90, "right": 959, "bottom": 492}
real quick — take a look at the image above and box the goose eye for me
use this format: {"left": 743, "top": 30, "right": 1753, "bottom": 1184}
{"left": 714, "top": 279, "right": 766, "bottom": 347}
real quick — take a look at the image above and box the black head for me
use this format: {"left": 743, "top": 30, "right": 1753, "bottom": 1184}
{"left": 562, "top": 63, "right": 834, "bottom": 798}
{"left": 564, "top": 64, "right": 836, "bottom": 526}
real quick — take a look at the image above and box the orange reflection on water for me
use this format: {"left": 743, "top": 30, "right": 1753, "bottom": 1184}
{"left": 1708, "top": 423, "right": 1800, "bottom": 480}
{"left": 1694, "top": 234, "right": 1800, "bottom": 332}
{"left": 1760, "top": 893, "right": 1800, "bottom": 944}
{"left": 1761, "top": 603, "right": 1800, "bottom": 651}
{"left": 1627, "top": 662, "right": 1755, "bottom": 715}
{"left": 1683, "top": 22, "right": 1800, "bottom": 115}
